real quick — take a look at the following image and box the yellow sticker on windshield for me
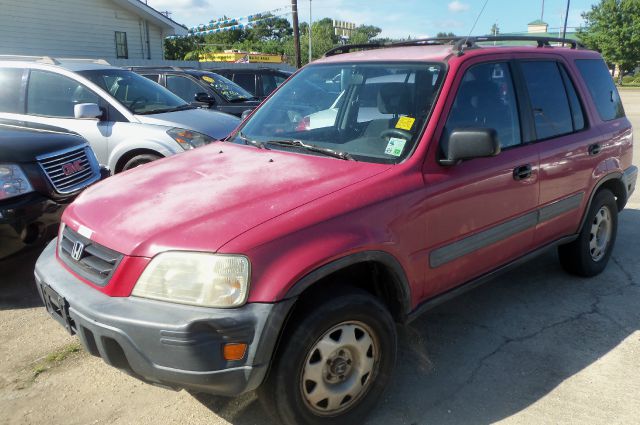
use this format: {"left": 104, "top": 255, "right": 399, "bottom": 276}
{"left": 202, "top": 76, "right": 215, "bottom": 83}
{"left": 395, "top": 116, "right": 415, "bottom": 131}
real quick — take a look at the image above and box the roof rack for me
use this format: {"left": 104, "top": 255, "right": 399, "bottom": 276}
{"left": 323, "top": 35, "right": 584, "bottom": 58}
{"left": 125, "top": 65, "right": 186, "bottom": 71}
{"left": 0, "top": 55, "right": 112, "bottom": 65}
{"left": 0, "top": 55, "right": 59, "bottom": 64}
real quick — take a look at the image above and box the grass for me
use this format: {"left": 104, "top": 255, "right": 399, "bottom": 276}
{"left": 32, "top": 342, "right": 82, "bottom": 379}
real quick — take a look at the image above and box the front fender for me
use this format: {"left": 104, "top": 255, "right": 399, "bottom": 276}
{"left": 107, "top": 139, "right": 179, "bottom": 172}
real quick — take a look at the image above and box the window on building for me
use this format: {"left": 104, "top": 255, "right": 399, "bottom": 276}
{"left": 115, "top": 31, "right": 128, "bottom": 59}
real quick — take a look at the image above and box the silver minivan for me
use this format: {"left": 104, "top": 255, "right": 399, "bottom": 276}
{"left": 0, "top": 57, "right": 240, "bottom": 172}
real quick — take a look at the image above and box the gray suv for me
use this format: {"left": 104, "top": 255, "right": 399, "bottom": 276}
{"left": 0, "top": 57, "right": 240, "bottom": 172}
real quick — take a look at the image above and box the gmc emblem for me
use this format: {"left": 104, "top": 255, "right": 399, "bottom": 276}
{"left": 61, "top": 160, "right": 85, "bottom": 176}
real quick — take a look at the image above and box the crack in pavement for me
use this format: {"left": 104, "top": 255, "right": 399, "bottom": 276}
{"left": 426, "top": 260, "right": 637, "bottom": 412}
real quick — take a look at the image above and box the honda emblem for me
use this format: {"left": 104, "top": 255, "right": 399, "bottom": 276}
{"left": 71, "top": 241, "right": 85, "bottom": 261}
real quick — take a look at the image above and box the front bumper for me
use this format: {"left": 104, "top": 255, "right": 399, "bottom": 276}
{"left": 0, "top": 193, "right": 64, "bottom": 259}
{"left": 34, "top": 240, "right": 295, "bottom": 396}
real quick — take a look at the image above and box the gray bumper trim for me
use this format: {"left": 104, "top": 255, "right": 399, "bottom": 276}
{"left": 34, "top": 240, "right": 295, "bottom": 396}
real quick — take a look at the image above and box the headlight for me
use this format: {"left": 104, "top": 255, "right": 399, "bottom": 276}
{"left": 167, "top": 128, "right": 216, "bottom": 150}
{"left": 132, "top": 252, "right": 250, "bottom": 308}
{"left": 0, "top": 164, "right": 34, "bottom": 201}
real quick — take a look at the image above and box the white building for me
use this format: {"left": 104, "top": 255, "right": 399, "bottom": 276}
{"left": 0, "top": 0, "right": 187, "bottom": 60}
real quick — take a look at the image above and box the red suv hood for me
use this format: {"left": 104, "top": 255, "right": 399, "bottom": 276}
{"left": 63, "top": 143, "right": 391, "bottom": 257}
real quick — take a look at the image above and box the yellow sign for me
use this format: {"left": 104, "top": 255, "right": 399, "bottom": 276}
{"left": 199, "top": 52, "right": 283, "bottom": 63}
{"left": 396, "top": 116, "right": 416, "bottom": 131}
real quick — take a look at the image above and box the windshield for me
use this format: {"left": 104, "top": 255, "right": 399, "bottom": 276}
{"left": 231, "top": 62, "right": 445, "bottom": 163}
{"left": 200, "top": 73, "right": 255, "bottom": 102}
{"left": 78, "top": 69, "right": 189, "bottom": 115}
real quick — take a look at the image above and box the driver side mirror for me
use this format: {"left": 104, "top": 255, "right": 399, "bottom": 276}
{"left": 194, "top": 92, "right": 215, "bottom": 105}
{"left": 241, "top": 109, "right": 252, "bottom": 120}
{"left": 439, "top": 128, "right": 500, "bottom": 166}
{"left": 74, "top": 103, "right": 102, "bottom": 120}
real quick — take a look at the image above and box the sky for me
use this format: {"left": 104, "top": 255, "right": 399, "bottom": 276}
{"left": 147, "top": 0, "right": 596, "bottom": 39}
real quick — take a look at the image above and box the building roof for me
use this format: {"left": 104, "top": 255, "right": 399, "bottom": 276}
{"left": 528, "top": 19, "right": 548, "bottom": 25}
{"left": 110, "top": 0, "right": 187, "bottom": 35}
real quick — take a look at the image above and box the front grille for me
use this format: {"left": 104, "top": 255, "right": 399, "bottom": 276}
{"left": 58, "top": 225, "right": 123, "bottom": 286}
{"left": 37, "top": 145, "right": 100, "bottom": 194}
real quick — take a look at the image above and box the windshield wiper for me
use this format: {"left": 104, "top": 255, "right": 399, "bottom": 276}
{"left": 136, "top": 104, "right": 196, "bottom": 115}
{"left": 235, "top": 132, "right": 269, "bottom": 149}
{"left": 266, "top": 140, "right": 355, "bottom": 161}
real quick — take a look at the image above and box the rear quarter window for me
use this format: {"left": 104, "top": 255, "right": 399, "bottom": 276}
{"left": 575, "top": 59, "right": 625, "bottom": 121}
{"left": 0, "top": 68, "right": 24, "bottom": 113}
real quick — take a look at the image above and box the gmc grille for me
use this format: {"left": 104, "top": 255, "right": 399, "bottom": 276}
{"left": 37, "top": 145, "right": 99, "bottom": 194}
{"left": 58, "top": 225, "right": 123, "bottom": 286}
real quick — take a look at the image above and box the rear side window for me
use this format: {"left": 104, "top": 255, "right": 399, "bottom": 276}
{"left": 576, "top": 59, "right": 625, "bottom": 121}
{"left": 141, "top": 74, "right": 160, "bottom": 83}
{"left": 0, "top": 68, "right": 24, "bottom": 113}
{"left": 520, "top": 61, "right": 574, "bottom": 140}
{"left": 443, "top": 62, "right": 521, "bottom": 149}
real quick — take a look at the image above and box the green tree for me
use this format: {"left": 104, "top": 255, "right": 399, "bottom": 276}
{"left": 436, "top": 32, "right": 456, "bottom": 38}
{"left": 578, "top": 0, "right": 640, "bottom": 83}
{"left": 164, "top": 36, "right": 201, "bottom": 60}
{"left": 349, "top": 24, "right": 382, "bottom": 44}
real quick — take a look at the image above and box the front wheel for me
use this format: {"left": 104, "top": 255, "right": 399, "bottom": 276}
{"left": 121, "top": 153, "right": 162, "bottom": 171}
{"left": 558, "top": 189, "right": 618, "bottom": 276}
{"left": 259, "top": 289, "right": 397, "bottom": 425}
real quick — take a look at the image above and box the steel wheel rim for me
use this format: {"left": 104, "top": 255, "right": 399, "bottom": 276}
{"left": 589, "top": 205, "right": 612, "bottom": 262}
{"left": 300, "top": 321, "right": 379, "bottom": 416}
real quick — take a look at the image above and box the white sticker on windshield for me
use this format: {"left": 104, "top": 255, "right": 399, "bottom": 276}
{"left": 385, "top": 137, "right": 406, "bottom": 157}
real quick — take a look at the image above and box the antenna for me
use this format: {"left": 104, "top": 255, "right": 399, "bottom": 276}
{"left": 462, "top": 0, "right": 490, "bottom": 54}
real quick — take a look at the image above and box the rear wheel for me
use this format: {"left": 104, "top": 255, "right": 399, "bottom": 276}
{"left": 259, "top": 288, "right": 397, "bottom": 425}
{"left": 121, "top": 153, "right": 161, "bottom": 171}
{"left": 558, "top": 189, "right": 618, "bottom": 276}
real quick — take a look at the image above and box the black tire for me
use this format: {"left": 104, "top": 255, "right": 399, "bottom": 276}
{"left": 258, "top": 288, "right": 397, "bottom": 425}
{"left": 558, "top": 189, "right": 618, "bottom": 277}
{"left": 121, "top": 154, "right": 162, "bottom": 171}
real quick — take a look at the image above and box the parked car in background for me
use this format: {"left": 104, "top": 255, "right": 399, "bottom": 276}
{"left": 128, "top": 67, "right": 261, "bottom": 117}
{"left": 210, "top": 67, "right": 292, "bottom": 100}
{"left": 35, "top": 36, "right": 637, "bottom": 424}
{"left": 0, "top": 119, "right": 102, "bottom": 259}
{"left": 0, "top": 57, "right": 240, "bottom": 173}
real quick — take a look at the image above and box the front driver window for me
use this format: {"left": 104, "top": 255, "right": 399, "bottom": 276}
{"left": 442, "top": 62, "right": 521, "bottom": 149}
{"left": 166, "top": 75, "right": 203, "bottom": 103}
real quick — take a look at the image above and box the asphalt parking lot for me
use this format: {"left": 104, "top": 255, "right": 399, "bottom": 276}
{"left": 2, "top": 92, "right": 640, "bottom": 425}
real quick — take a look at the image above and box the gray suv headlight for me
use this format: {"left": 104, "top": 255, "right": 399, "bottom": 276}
{"left": 167, "top": 128, "right": 216, "bottom": 150}
{"left": 0, "top": 164, "right": 34, "bottom": 201}
{"left": 132, "top": 252, "right": 250, "bottom": 308}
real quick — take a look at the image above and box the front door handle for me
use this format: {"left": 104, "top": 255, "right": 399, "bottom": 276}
{"left": 588, "top": 143, "right": 601, "bottom": 156}
{"left": 513, "top": 164, "right": 532, "bottom": 181}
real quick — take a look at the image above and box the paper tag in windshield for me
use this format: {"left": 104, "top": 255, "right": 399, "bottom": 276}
{"left": 385, "top": 137, "right": 406, "bottom": 157}
{"left": 202, "top": 76, "right": 214, "bottom": 83}
{"left": 395, "top": 116, "right": 415, "bottom": 131}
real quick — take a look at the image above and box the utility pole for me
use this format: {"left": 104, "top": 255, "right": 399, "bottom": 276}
{"left": 541, "top": 0, "right": 545, "bottom": 21}
{"left": 562, "top": 0, "right": 570, "bottom": 43}
{"left": 308, "top": 0, "right": 312, "bottom": 63}
{"left": 291, "top": 0, "right": 301, "bottom": 68}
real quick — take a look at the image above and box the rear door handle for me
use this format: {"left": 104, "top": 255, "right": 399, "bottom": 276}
{"left": 513, "top": 164, "right": 532, "bottom": 181}
{"left": 588, "top": 143, "right": 601, "bottom": 156}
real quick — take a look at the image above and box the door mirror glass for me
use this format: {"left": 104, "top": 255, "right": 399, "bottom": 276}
{"left": 440, "top": 128, "right": 500, "bottom": 166}
{"left": 240, "top": 109, "right": 252, "bottom": 120}
{"left": 194, "top": 92, "right": 215, "bottom": 104}
{"left": 74, "top": 103, "right": 102, "bottom": 119}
